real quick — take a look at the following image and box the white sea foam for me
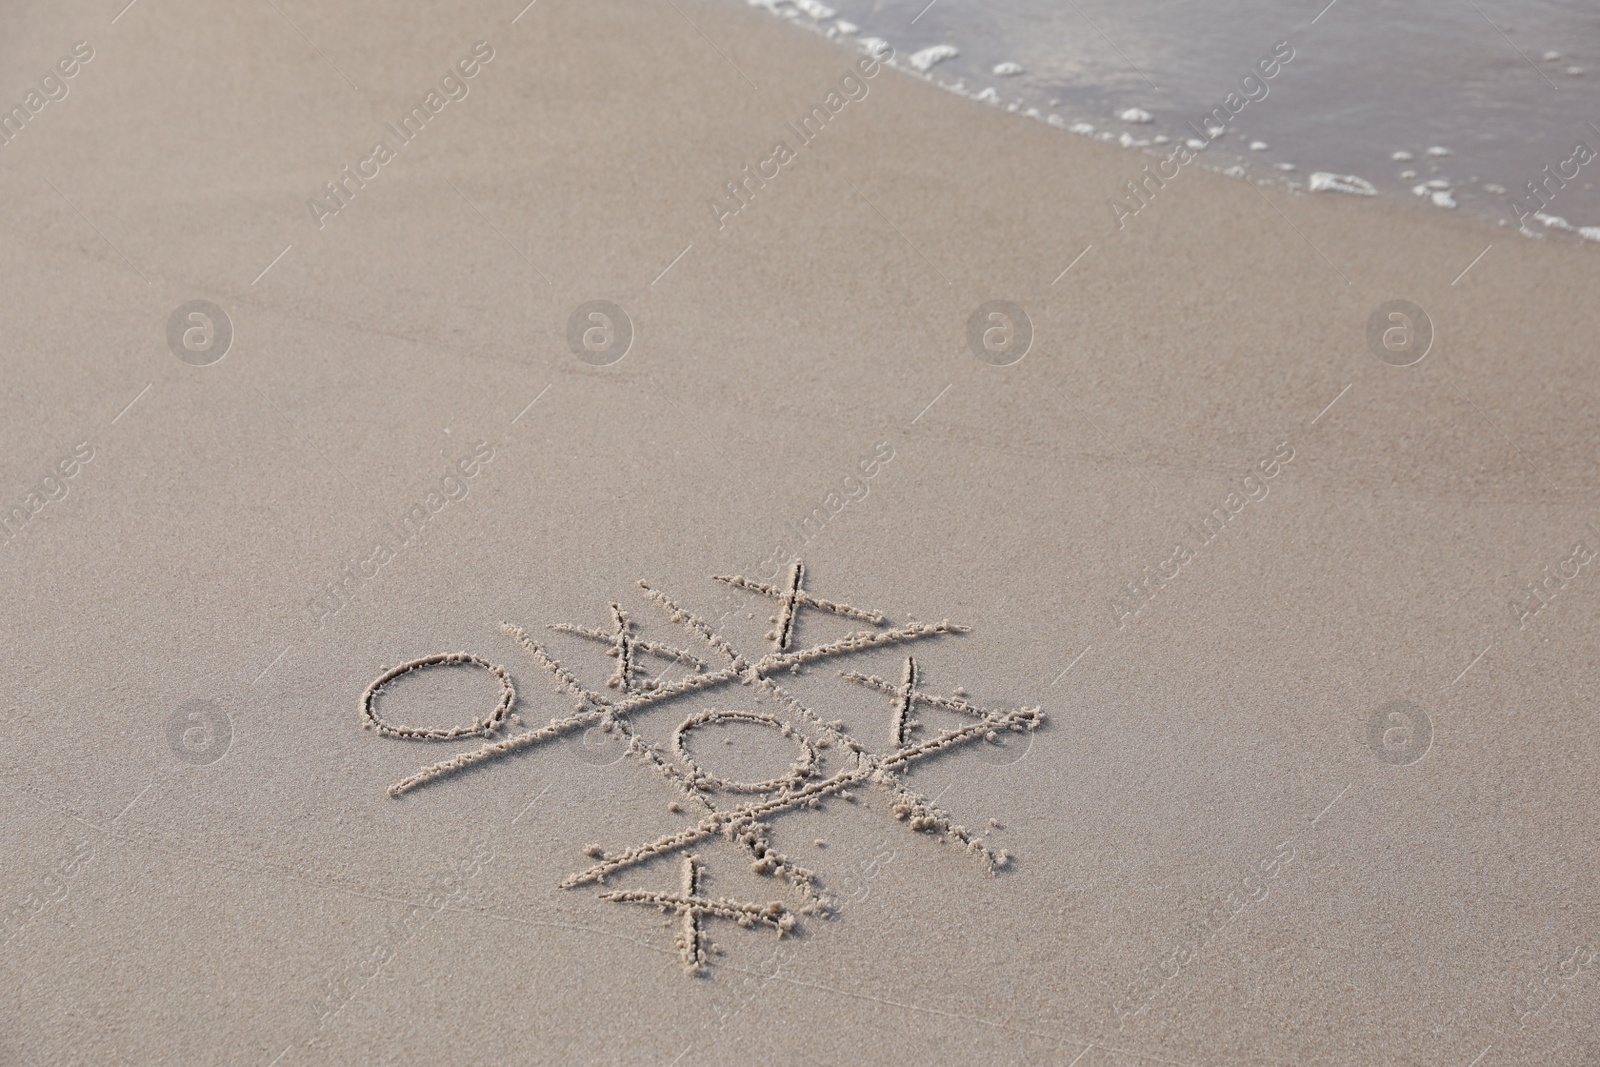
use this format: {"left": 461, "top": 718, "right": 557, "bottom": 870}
{"left": 1117, "top": 107, "right": 1153, "bottom": 124}
{"left": 993, "top": 61, "right": 1024, "bottom": 76}
{"left": 1310, "top": 172, "right": 1377, "bottom": 195}
{"left": 908, "top": 45, "right": 959, "bottom": 72}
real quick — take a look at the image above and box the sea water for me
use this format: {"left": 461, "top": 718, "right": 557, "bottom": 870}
{"left": 739, "top": 0, "right": 1600, "bottom": 241}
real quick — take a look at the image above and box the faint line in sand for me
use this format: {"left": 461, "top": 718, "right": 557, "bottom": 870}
{"left": 1450, "top": 244, "right": 1492, "bottom": 286}
{"left": 511, "top": 781, "right": 552, "bottom": 825}
{"left": 1447, "top": 383, "right": 1562, "bottom": 493}
{"left": 1309, "top": 383, "right": 1351, "bottom": 427}
{"left": 1310, "top": 782, "right": 1350, "bottom": 826}
{"left": 444, "top": 177, "right": 553, "bottom": 285}
{"left": 1248, "top": 182, "right": 1352, "bottom": 285}
{"left": 1466, "top": 1044, "right": 1493, "bottom": 1067}
{"left": 111, "top": 383, "right": 152, "bottom": 425}
{"left": 911, "top": 382, "right": 952, "bottom": 424}
{"left": 843, "top": 177, "right": 953, "bottom": 285}
{"left": 511, "top": 0, "right": 539, "bottom": 23}
{"left": 1050, "top": 383, "right": 1164, "bottom": 499}
{"left": 1051, "top": 645, "right": 1091, "bottom": 686}
{"left": 1309, "top": 0, "right": 1340, "bottom": 25}
{"left": 45, "top": 179, "right": 151, "bottom": 285}
{"left": 909, "top": 0, "right": 939, "bottom": 24}
{"left": 114, "top": 781, "right": 157, "bottom": 824}
{"left": 661, "top": 0, "right": 759, "bottom": 91}
{"left": 651, "top": 242, "right": 693, "bottom": 288}
{"left": 1052, "top": 244, "right": 1094, "bottom": 285}
{"left": 251, "top": 645, "right": 292, "bottom": 686}
{"left": 261, "top": 0, "right": 361, "bottom": 92}
{"left": 511, "top": 383, "right": 552, "bottom": 424}
{"left": 1448, "top": 643, "right": 1492, "bottom": 688}
{"left": 110, "top": 0, "right": 142, "bottom": 24}
{"left": 1463, "top": 0, "right": 1560, "bottom": 92}
{"left": 251, "top": 244, "right": 293, "bottom": 286}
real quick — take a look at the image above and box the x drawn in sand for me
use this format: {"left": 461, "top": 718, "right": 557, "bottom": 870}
{"left": 360, "top": 559, "right": 1043, "bottom": 973}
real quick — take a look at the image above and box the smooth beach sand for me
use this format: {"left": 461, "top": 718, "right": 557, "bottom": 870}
{"left": 2, "top": 0, "right": 1598, "bottom": 1063}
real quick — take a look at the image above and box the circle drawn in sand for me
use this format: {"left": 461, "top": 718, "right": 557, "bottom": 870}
{"left": 166, "top": 300, "right": 233, "bottom": 366}
{"left": 361, "top": 653, "right": 514, "bottom": 740}
{"left": 1366, "top": 700, "right": 1432, "bottom": 765}
{"left": 967, "top": 300, "right": 1032, "bottom": 366}
{"left": 672, "top": 710, "right": 817, "bottom": 794}
{"left": 1366, "top": 300, "right": 1433, "bottom": 366}
{"left": 567, "top": 300, "right": 633, "bottom": 366}
{"left": 570, "top": 723, "right": 629, "bottom": 767}
{"left": 971, "top": 723, "right": 1035, "bottom": 767}
{"left": 166, "top": 699, "right": 232, "bottom": 765}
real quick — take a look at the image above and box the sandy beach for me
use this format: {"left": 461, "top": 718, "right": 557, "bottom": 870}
{"left": 2, "top": 0, "right": 1599, "bottom": 1063}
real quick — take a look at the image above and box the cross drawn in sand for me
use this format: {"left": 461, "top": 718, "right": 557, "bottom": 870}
{"left": 359, "top": 558, "right": 1043, "bottom": 973}
{"left": 713, "top": 559, "right": 885, "bottom": 650}
{"left": 600, "top": 854, "right": 794, "bottom": 975}
{"left": 549, "top": 602, "right": 707, "bottom": 693}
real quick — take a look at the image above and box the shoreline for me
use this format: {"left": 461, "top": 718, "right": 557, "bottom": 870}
{"left": 738, "top": 0, "right": 1600, "bottom": 246}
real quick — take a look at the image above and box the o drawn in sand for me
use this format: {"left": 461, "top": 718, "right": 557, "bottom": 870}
{"left": 359, "top": 558, "right": 1044, "bottom": 974}
{"left": 360, "top": 652, "right": 513, "bottom": 740}
{"left": 672, "top": 709, "right": 819, "bottom": 794}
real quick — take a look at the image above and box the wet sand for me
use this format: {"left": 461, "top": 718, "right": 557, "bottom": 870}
{"left": 1, "top": 0, "right": 1599, "bottom": 1063}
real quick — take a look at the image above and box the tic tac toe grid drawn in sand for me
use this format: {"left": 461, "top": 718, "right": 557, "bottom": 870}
{"left": 359, "top": 560, "right": 1043, "bottom": 974}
